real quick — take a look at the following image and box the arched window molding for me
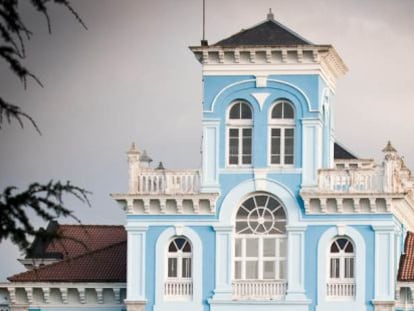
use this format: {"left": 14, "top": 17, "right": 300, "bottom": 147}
{"left": 227, "top": 100, "right": 253, "bottom": 167}
{"left": 316, "top": 226, "right": 366, "bottom": 311}
{"left": 233, "top": 193, "right": 288, "bottom": 299}
{"left": 268, "top": 100, "right": 296, "bottom": 167}
{"left": 154, "top": 226, "right": 203, "bottom": 311}
{"left": 211, "top": 179, "right": 307, "bottom": 302}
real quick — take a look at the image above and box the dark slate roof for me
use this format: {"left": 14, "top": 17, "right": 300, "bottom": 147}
{"left": 398, "top": 232, "right": 414, "bottom": 281}
{"left": 214, "top": 19, "right": 311, "bottom": 47}
{"left": 334, "top": 142, "right": 358, "bottom": 160}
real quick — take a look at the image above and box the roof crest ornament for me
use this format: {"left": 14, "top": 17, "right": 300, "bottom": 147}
{"left": 267, "top": 8, "right": 275, "bottom": 21}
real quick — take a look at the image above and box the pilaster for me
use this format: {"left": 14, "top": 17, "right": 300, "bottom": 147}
{"left": 201, "top": 119, "right": 220, "bottom": 193}
{"left": 126, "top": 224, "right": 148, "bottom": 302}
{"left": 286, "top": 225, "right": 307, "bottom": 300}
{"left": 301, "top": 119, "right": 323, "bottom": 187}
{"left": 211, "top": 225, "right": 233, "bottom": 300}
{"left": 373, "top": 224, "right": 397, "bottom": 302}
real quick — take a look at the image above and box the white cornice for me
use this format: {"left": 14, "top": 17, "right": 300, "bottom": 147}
{"left": 190, "top": 45, "right": 347, "bottom": 92}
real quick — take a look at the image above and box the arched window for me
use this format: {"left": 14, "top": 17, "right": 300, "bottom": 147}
{"left": 327, "top": 237, "right": 355, "bottom": 298}
{"left": 233, "top": 193, "right": 287, "bottom": 299}
{"left": 269, "top": 100, "right": 295, "bottom": 166}
{"left": 227, "top": 100, "right": 253, "bottom": 166}
{"left": 165, "top": 237, "right": 192, "bottom": 299}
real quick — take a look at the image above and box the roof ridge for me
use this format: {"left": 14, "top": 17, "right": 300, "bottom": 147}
{"left": 8, "top": 240, "right": 126, "bottom": 281}
{"left": 269, "top": 19, "right": 313, "bottom": 45}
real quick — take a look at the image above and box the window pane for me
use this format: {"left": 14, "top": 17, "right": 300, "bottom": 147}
{"left": 234, "top": 261, "right": 242, "bottom": 279}
{"left": 345, "top": 257, "right": 354, "bottom": 278}
{"left": 330, "top": 242, "right": 339, "bottom": 253}
{"left": 279, "top": 260, "right": 287, "bottom": 279}
{"left": 263, "top": 261, "right": 275, "bottom": 279}
{"left": 263, "top": 239, "right": 276, "bottom": 257}
{"left": 241, "top": 103, "right": 252, "bottom": 119}
{"left": 345, "top": 242, "right": 354, "bottom": 253}
{"left": 271, "top": 155, "right": 280, "bottom": 164}
{"left": 229, "top": 155, "right": 238, "bottom": 165}
{"left": 336, "top": 238, "right": 348, "bottom": 250}
{"left": 242, "top": 155, "right": 251, "bottom": 164}
{"left": 175, "top": 238, "right": 186, "bottom": 249}
{"left": 272, "top": 103, "right": 283, "bottom": 118}
{"left": 182, "top": 258, "right": 192, "bottom": 278}
{"left": 279, "top": 239, "right": 287, "bottom": 257}
{"left": 235, "top": 238, "right": 242, "bottom": 257}
{"left": 246, "top": 239, "right": 258, "bottom": 257}
{"left": 168, "top": 242, "right": 177, "bottom": 252}
{"left": 168, "top": 258, "right": 177, "bottom": 277}
{"left": 246, "top": 261, "right": 258, "bottom": 279}
{"left": 229, "top": 103, "right": 240, "bottom": 119}
{"left": 330, "top": 258, "right": 340, "bottom": 278}
{"left": 242, "top": 128, "right": 252, "bottom": 164}
{"left": 283, "top": 102, "right": 294, "bottom": 119}
{"left": 183, "top": 241, "right": 191, "bottom": 252}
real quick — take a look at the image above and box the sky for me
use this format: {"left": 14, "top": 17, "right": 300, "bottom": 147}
{"left": 0, "top": 0, "right": 414, "bottom": 281}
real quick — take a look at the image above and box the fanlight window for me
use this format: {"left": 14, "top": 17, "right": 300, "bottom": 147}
{"left": 165, "top": 237, "right": 193, "bottom": 299}
{"left": 228, "top": 100, "right": 253, "bottom": 166}
{"left": 234, "top": 194, "right": 287, "bottom": 281}
{"left": 327, "top": 237, "right": 356, "bottom": 298}
{"left": 269, "top": 100, "right": 295, "bottom": 166}
{"left": 167, "top": 237, "right": 192, "bottom": 278}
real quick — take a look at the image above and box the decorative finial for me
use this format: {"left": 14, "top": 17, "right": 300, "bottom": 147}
{"left": 156, "top": 162, "right": 165, "bottom": 170}
{"left": 267, "top": 8, "right": 274, "bottom": 21}
{"left": 139, "top": 150, "right": 153, "bottom": 163}
{"left": 382, "top": 141, "right": 397, "bottom": 153}
{"left": 128, "top": 142, "right": 139, "bottom": 154}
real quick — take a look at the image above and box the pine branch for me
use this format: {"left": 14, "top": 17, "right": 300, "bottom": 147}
{"left": 0, "top": 97, "right": 41, "bottom": 133}
{"left": 0, "top": 181, "right": 91, "bottom": 251}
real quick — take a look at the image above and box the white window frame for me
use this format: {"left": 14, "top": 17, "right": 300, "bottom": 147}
{"left": 268, "top": 100, "right": 295, "bottom": 167}
{"left": 227, "top": 101, "right": 253, "bottom": 167}
{"left": 233, "top": 194, "right": 287, "bottom": 281}
{"left": 164, "top": 237, "right": 193, "bottom": 300}
{"left": 327, "top": 237, "right": 356, "bottom": 299}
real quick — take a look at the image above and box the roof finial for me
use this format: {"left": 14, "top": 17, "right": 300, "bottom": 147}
{"left": 267, "top": 8, "right": 274, "bottom": 21}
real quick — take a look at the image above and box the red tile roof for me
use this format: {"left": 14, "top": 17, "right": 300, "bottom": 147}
{"left": 398, "top": 231, "right": 414, "bottom": 281}
{"left": 8, "top": 223, "right": 127, "bottom": 282}
{"left": 45, "top": 224, "right": 126, "bottom": 258}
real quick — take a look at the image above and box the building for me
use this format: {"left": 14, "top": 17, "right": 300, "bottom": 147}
{"left": 2, "top": 11, "right": 414, "bottom": 311}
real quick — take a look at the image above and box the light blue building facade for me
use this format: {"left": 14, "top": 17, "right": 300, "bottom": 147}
{"left": 116, "top": 13, "right": 414, "bottom": 311}
{"left": 2, "top": 13, "right": 414, "bottom": 311}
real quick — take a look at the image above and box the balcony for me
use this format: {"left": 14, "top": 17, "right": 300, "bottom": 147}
{"left": 232, "top": 280, "right": 287, "bottom": 300}
{"left": 164, "top": 280, "right": 193, "bottom": 300}
{"left": 301, "top": 146, "right": 414, "bottom": 215}
{"left": 111, "top": 144, "right": 219, "bottom": 215}
{"left": 326, "top": 281, "right": 356, "bottom": 299}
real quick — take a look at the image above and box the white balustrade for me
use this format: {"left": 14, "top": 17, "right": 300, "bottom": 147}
{"left": 164, "top": 280, "right": 193, "bottom": 298}
{"left": 136, "top": 170, "right": 200, "bottom": 194}
{"left": 317, "top": 168, "right": 384, "bottom": 193}
{"left": 326, "top": 281, "right": 356, "bottom": 298}
{"left": 232, "top": 280, "right": 287, "bottom": 299}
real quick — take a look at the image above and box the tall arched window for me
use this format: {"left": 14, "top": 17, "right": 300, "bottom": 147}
{"left": 228, "top": 100, "right": 253, "bottom": 166}
{"left": 165, "top": 237, "right": 192, "bottom": 299}
{"left": 327, "top": 237, "right": 355, "bottom": 298}
{"left": 269, "top": 100, "right": 295, "bottom": 166}
{"left": 233, "top": 193, "right": 287, "bottom": 299}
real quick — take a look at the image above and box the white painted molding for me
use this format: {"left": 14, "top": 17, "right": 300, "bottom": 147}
{"left": 316, "top": 226, "right": 366, "bottom": 311}
{"left": 251, "top": 92, "right": 270, "bottom": 111}
{"left": 154, "top": 227, "right": 203, "bottom": 311}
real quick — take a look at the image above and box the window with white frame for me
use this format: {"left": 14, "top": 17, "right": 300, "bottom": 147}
{"left": 228, "top": 100, "right": 253, "bottom": 166}
{"left": 234, "top": 194, "right": 287, "bottom": 283}
{"left": 327, "top": 237, "right": 356, "bottom": 298}
{"left": 165, "top": 237, "right": 193, "bottom": 298}
{"left": 269, "top": 100, "right": 295, "bottom": 166}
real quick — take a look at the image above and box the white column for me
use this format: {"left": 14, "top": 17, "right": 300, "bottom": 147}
{"left": 211, "top": 225, "right": 233, "bottom": 300}
{"left": 373, "top": 225, "right": 396, "bottom": 301}
{"left": 301, "top": 119, "right": 323, "bottom": 187}
{"left": 286, "top": 225, "right": 307, "bottom": 300}
{"left": 126, "top": 225, "right": 148, "bottom": 303}
{"left": 201, "top": 120, "right": 220, "bottom": 193}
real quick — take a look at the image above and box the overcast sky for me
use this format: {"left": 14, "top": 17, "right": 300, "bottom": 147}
{"left": 1, "top": 0, "right": 413, "bottom": 281}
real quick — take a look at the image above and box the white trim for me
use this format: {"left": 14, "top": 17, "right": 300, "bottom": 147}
{"left": 208, "top": 79, "right": 313, "bottom": 113}
{"left": 316, "top": 226, "right": 366, "bottom": 311}
{"left": 154, "top": 227, "right": 203, "bottom": 311}
{"left": 251, "top": 92, "right": 270, "bottom": 110}
{"left": 218, "top": 179, "right": 301, "bottom": 227}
